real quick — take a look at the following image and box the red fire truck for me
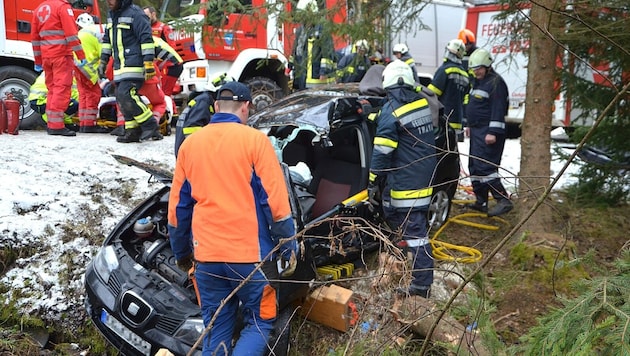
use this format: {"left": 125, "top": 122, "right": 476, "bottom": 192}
{"left": 159, "top": 0, "right": 347, "bottom": 110}
{"left": 0, "top": 0, "right": 100, "bottom": 129}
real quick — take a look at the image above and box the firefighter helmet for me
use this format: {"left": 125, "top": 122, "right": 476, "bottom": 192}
{"left": 446, "top": 39, "right": 466, "bottom": 59}
{"left": 76, "top": 13, "right": 94, "bottom": 29}
{"left": 205, "top": 72, "right": 235, "bottom": 92}
{"left": 458, "top": 29, "right": 476, "bottom": 45}
{"left": 382, "top": 60, "right": 415, "bottom": 89}
{"left": 355, "top": 39, "right": 369, "bottom": 52}
{"left": 296, "top": 0, "right": 318, "bottom": 12}
{"left": 392, "top": 43, "right": 409, "bottom": 55}
{"left": 468, "top": 48, "right": 493, "bottom": 69}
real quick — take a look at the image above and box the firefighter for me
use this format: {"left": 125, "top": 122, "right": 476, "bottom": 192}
{"left": 458, "top": 28, "right": 477, "bottom": 71}
{"left": 336, "top": 39, "right": 371, "bottom": 83}
{"left": 28, "top": 72, "right": 79, "bottom": 129}
{"left": 74, "top": 14, "right": 109, "bottom": 133}
{"left": 31, "top": 0, "right": 87, "bottom": 136}
{"left": 465, "top": 48, "right": 513, "bottom": 217}
{"left": 143, "top": 6, "right": 173, "bottom": 43}
{"left": 99, "top": 0, "right": 160, "bottom": 143}
{"left": 290, "top": 0, "right": 337, "bottom": 90}
{"left": 153, "top": 36, "right": 184, "bottom": 97}
{"left": 174, "top": 72, "right": 234, "bottom": 157}
{"left": 428, "top": 39, "right": 470, "bottom": 142}
{"left": 392, "top": 43, "right": 418, "bottom": 84}
{"left": 368, "top": 60, "right": 438, "bottom": 298}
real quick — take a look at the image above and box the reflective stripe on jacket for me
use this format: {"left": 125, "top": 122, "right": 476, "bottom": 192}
{"left": 101, "top": 0, "right": 155, "bottom": 82}
{"left": 465, "top": 70, "right": 508, "bottom": 135}
{"left": 370, "top": 86, "right": 437, "bottom": 210}
{"left": 31, "top": 0, "right": 85, "bottom": 63}
{"left": 153, "top": 36, "right": 183, "bottom": 70}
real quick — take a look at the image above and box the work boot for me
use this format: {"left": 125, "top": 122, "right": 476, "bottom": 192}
{"left": 397, "top": 285, "right": 431, "bottom": 298}
{"left": 110, "top": 125, "right": 125, "bottom": 136}
{"left": 65, "top": 123, "right": 80, "bottom": 132}
{"left": 80, "top": 125, "right": 110, "bottom": 133}
{"left": 47, "top": 127, "right": 77, "bottom": 137}
{"left": 488, "top": 199, "right": 513, "bottom": 217}
{"left": 116, "top": 127, "right": 141, "bottom": 143}
{"left": 467, "top": 201, "right": 488, "bottom": 213}
{"left": 139, "top": 119, "right": 161, "bottom": 141}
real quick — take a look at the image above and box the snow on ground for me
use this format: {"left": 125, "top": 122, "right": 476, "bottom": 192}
{"left": 0, "top": 128, "right": 581, "bottom": 322}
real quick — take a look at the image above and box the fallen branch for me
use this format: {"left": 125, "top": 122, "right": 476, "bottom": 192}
{"left": 391, "top": 296, "right": 491, "bottom": 356}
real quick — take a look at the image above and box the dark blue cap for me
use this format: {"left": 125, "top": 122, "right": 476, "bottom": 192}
{"left": 216, "top": 82, "right": 252, "bottom": 102}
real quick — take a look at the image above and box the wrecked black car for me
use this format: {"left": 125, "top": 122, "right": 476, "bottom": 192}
{"left": 84, "top": 84, "right": 460, "bottom": 355}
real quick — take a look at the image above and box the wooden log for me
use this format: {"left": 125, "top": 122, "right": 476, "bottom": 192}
{"left": 391, "top": 296, "right": 491, "bottom": 356}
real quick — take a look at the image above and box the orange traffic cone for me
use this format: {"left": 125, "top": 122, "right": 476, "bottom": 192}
{"left": 4, "top": 94, "right": 20, "bottom": 135}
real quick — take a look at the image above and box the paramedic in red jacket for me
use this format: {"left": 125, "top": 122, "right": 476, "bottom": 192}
{"left": 168, "top": 82, "right": 298, "bottom": 355}
{"left": 32, "top": 0, "right": 87, "bottom": 136}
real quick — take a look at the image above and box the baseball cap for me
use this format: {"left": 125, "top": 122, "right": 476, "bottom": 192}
{"left": 216, "top": 82, "right": 252, "bottom": 102}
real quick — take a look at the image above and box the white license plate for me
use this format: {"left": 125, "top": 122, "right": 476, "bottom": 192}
{"left": 101, "top": 309, "right": 152, "bottom": 355}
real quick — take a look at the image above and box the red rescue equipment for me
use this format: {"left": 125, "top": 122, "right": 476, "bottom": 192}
{"left": 0, "top": 99, "right": 7, "bottom": 134}
{"left": 4, "top": 93, "right": 20, "bottom": 135}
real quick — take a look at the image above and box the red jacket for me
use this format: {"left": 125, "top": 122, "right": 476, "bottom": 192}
{"left": 31, "top": 0, "right": 85, "bottom": 64}
{"left": 151, "top": 21, "right": 173, "bottom": 42}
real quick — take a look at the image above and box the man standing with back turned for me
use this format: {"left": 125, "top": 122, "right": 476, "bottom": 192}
{"left": 32, "top": 0, "right": 87, "bottom": 136}
{"left": 100, "top": 0, "right": 160, "bottom": 143}
{"left": 168, "top": 82, "right": 298, "bottom": 355}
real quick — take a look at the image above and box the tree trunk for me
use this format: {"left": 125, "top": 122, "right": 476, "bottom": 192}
{"left": 518, "top": 0, "right": 560, "bottom": 232}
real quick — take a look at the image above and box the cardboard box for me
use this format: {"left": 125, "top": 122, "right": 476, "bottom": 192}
{"left": 299, "top": 284, "right": 354, "bottom": 332}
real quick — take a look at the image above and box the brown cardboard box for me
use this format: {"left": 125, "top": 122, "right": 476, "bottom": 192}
{"left": 298, "top": 284, "right": 354, "bottom": 332}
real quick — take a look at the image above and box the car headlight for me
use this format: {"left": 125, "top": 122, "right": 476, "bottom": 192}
{"left": 173, "top": 318, "right": 204, "bottom": 346}
{"left": 93, "top": 245, "right": 119, "bottom": 283}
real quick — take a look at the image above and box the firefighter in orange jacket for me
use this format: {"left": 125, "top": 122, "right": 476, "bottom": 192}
{"left": 168, "top": 82, "right": 298, "bottom": 355}
{"left": 32, "top": 0, "right": 87, "bottom": 137}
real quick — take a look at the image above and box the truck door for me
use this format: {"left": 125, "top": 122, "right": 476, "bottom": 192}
{"left": 4, "top": 0, "right": 34, "bottom": 42}
{"left": 202, "top": 0, "right": 266, "bottom": 62}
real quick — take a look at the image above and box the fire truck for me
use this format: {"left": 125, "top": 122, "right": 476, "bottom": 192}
{"left": 159, "top": 0, "right": 347, "bottom": 110}
{"left": 465, "top": 2, "right": 618, "bottom": 134}
{"left": 0, "top": 0, "right": 101, "bottom": 129}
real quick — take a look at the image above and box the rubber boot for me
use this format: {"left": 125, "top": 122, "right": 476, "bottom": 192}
{"left": 116, "top": 127, "right": 141, "bottom": 143}
{"left": 110, "top": 125, "right": 125, "bottom": 136}
{"left": 47, "top": 127, "right": 77, "bottom": 136}
{"left": 469, "top": 181, "right": 489, "bottom": 213}
{"left": 139, "top": 118, "right": 163, "bottom": 141}
{"left": 487, "top": 179, "right": 513, "bottom": 217}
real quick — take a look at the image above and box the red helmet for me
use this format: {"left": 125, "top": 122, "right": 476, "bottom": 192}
{"left": 458, "top": 29, "right": 476, "bottom": 45}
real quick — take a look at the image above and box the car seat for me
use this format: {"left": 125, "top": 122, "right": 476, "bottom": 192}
{"left": 308, "top": 127, "right": 365, "bottom": 219}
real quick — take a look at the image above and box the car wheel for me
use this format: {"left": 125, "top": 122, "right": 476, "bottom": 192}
{"left": 245, "top": 77, "right": 284, "bottom": 112}
{"left": 428, "top": 189, "right": 451, "bottom": 229}
{"left": 0, "top": 66, "right": 40, "bottom": 130}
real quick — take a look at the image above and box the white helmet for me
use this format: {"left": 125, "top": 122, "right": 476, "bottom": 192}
{"left": 468, "top": 48, "right": 493, "bottom": 69}
{"left": 392, "top": 43, "right": 409, "bottom": 55}
{"left": 205, "top": 72, "right": 235, "bottom": 92}
{"left": 355, "top": 39, "right": 369, "bottom": 52}
{"left": 296, "top": 0, "right": 318, "bottom": 12}
{"left": 382, "top": 60, "right": 415, "bottom": 89}
{"left": 76, "top": 13, "right": 94, "bottom": 29}
{"left": 446, "top": 39, "right": 466, "bottom": 59}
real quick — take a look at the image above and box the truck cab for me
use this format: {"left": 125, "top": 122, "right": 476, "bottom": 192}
{"left": 0, "top": 0, "right": 100, "bottom": 129}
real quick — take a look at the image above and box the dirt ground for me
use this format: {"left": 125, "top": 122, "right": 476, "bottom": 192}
{"left": 291, "top": 195, "right": 630, "bottom": 355}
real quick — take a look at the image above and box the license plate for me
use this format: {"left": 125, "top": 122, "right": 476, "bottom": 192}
{"left": 101, "top": 309, "right": 151, "bottom": 355}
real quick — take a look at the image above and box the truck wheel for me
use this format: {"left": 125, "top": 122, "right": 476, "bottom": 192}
{"left": 0, "top": 66, "right": 41, "bottom": 130}
{"left": 245, "top": 77, "right": 284, "bottom": 112}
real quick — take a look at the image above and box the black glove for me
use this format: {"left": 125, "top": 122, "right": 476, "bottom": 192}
{"left": 367, "top": 182, "right": 382, "bottom": 207}
{"left": 175, "top": 253, "right": 194, "bottom": 273}
{"left": 98, "top": 61, "right": 107, "bottom": 79}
